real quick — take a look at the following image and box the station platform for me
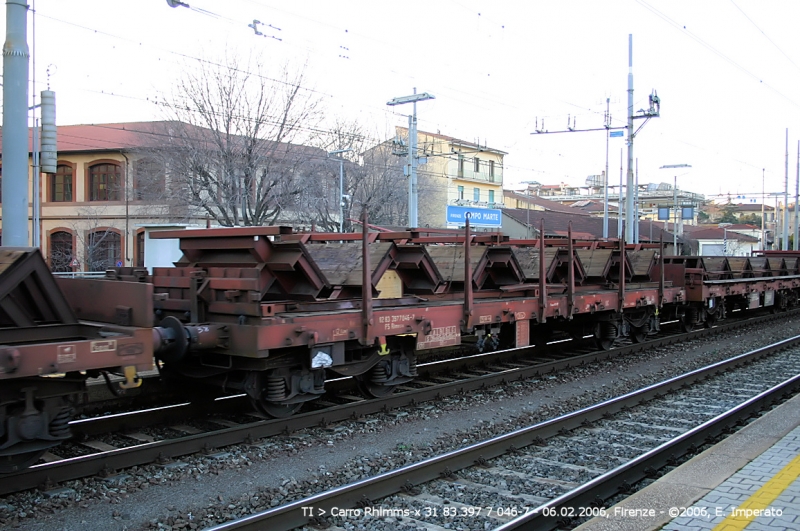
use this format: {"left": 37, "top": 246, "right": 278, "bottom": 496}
{"left": 574, "top": 391, "right": 800, "bottom": 531}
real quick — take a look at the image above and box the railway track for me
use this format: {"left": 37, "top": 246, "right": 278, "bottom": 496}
{"left": 205, "top": 335, "right": 800, "bottom": 531}
{"left": 0, "top": 309, "right": 793, "bottom": 497}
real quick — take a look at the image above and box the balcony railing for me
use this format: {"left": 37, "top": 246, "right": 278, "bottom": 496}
{"left": 452, "top": 162, "right": 503, "bottom": 184}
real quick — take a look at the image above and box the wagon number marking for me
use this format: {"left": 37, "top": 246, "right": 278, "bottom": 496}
{"left": 91, "top": 339, "right": 117, "bottom": 353}
{"left": 57, "top": 345, "right": 77, "bottom": 364}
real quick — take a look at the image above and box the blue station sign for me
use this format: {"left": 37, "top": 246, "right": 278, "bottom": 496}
{"left": 609, "top": 130, "right": 625, "bottom": 138}
{"left": 446, "top": 205, "right": 503, "bottom": 227}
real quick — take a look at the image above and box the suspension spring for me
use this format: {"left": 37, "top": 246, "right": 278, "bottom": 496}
{"left": 370, "top": 362, "right": 391, "bottom": 384}
{"left": 265, "top": 376, "right": 286, "bottom": 401}
{"left": 49, "top": 407, "right": 74, "bottom": 438}
{"left": 407, "top": 356, "right": 418, "bottom": 377}
{"left": 602, "top": 321, "right": 617, "bottom": 340}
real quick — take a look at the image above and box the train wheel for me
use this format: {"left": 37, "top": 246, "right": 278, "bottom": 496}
{"left": 596, "top": 338, "right": 615, "bottom": 350}
{"left": 630, "top": 325, "right": 647, "bottom": 343}
{"left": 595, "top": 322, "right": 617, "bottom": 351}
{"left": 0, "top": 450, "right": 46, "bottom": 475}
{"left": 355, "top": 376, "right": 397, "bottom": 398}
{"left": 252, "top": 398, "right": 303, "bottom": 418}
{"left": 355, "top": 361, "right": 397, "bottom": 398}
{"left": 248, "top": 372, "right": 306, "bottom": 418}
{"left": 681, "top": 307, "right": 698, "bottom": 333}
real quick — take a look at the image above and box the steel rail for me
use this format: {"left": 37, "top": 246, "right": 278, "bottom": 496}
{"left": 204, "top": 335, "right": 800, "bottom": 531}
{"left": 0, "top": 310, "right": 793, "bottom": 496}
{"left": 496, "top": 373, "right": 800, "bottom": 530}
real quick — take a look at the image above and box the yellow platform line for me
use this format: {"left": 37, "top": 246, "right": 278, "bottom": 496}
{"left": 711, "top": 451, "right": 800, "bottom": 531}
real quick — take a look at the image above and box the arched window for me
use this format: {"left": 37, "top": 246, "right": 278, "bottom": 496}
{"left": 51, "top": 164, "right": 73, "bottom": 202}
{"left": 87, "top": 230, "right": 121, "bottom": 271}
{"left": 133, "top": 158, "right": 165, "bottom": 200}
{"left": 89, "top": 163, "right": 121, "bottom": 201}
{"left": 50, "top": 231, "right": 73, "bottom": 272}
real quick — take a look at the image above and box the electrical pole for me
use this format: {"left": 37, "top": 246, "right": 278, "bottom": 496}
{"left": 531, "top": 98, "right": 624, "bottom": 240}
{"left": 659, "top": 164, "right": 692, "bottom": 253}
{"left": 624, "top": 34, "right": 660, "bottom": 242}
{"left": 634, "top": 158, "right": 639, "bottom": 243}
{"left": 784, "top": 128, "right": 789, "bottom": 250}
{"left": 2, "top": 0, "right": 30, "bottom": 247}
{"left": 795, "top": 143, "right": 799, "bottom": 250}
{"left": 387, "top": 89, "right": 434, "bottom": 228}
{"left": 762, "top": 169, "right": 766, "bottom": 250}
{"left": 673, "top": 175, "right": 677, "bottom": 250}
{"left": 526, "top": 188, "right": 531, "bottom": 239}
{"left": 618, "top": 149, "right": 623, "bottom": 239}
{"left": 626, "top": 35, "right": 634, "bottom": 243}
{"left": 604, "top": 98, "right": 610, "bottom": 239}
{"left": 409, "top": 109, "right": 416, "bottom": 226}
{"left": 328, "top": 148, "right": 353, "bottom": 233}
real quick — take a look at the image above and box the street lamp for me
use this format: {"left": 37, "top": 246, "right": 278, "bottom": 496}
{"left": 660, "top": 164, "right": 692, "bottom": 252}
{"left": 328, "top": 148, "right": 353, "bottom": 233}
{"left": 387, "top": 88, "right": 435, "bottom": 228}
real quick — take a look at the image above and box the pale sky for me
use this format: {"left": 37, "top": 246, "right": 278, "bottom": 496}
{"left": 6, "top": 0, "right": 800, "bottom": 201}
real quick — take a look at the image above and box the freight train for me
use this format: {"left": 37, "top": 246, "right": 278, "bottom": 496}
{"left": 2, "top": 218, "right": 799, "bottom": 473}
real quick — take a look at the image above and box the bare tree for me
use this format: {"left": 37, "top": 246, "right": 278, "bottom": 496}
{"left": 156, "top": 51, "right": 323, "bottom": 227}
{"left": 300, "top": 118, "right": 407, "bottom": 232}
{"left": 352, "top": 141, "right": 407, "bottom": 229}
{"left": 49, "top": 204, "right": 123, "bottom": 272}
{"left": 129, "top": 155, "right": 197, "bottom": 224}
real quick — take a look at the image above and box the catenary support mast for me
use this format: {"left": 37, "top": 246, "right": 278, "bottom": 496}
{"left": 2, "top": 0, "right": 30, "bottom": 247}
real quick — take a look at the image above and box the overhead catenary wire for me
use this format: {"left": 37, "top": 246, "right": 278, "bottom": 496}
{"left": 635, "top": 0, "right": 800, "bottom": 111}
{"left": 34, "top": 4, "right": 613, "bottom": 132}
{"left": 729, "top": 0, "right": 800, "bottom": 76}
